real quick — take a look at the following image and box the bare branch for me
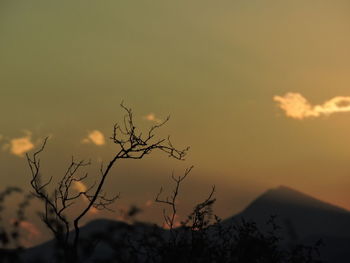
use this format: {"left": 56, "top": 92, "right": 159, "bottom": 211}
{"left": 155, "top": 166, "right": 193, "bottom": 231}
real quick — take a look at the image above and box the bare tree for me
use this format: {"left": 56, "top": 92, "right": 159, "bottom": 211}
{"left": 155, "top": 166, "right": 193, "bottom": 231}
{"left": 26, "top": 103, "right": 189, "bottom": 262}
{"left": 155, "top": 166, "right": 216, "bottom": 232}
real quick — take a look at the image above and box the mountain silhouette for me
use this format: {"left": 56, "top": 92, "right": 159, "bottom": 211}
{"left": 227, "top": 185, "right": 350, "bottom": 238}
{"left": 17, "top": 186, "right": 350, "bottom": 262}
{"left": 223, "top": 185, "right": 350, "bottom": 262}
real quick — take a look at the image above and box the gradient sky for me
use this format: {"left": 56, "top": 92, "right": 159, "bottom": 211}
{"left": 2, "top": 0, "right": 350, "bottom": 245}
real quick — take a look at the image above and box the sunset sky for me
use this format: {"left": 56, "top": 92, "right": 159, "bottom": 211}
{"left": 2, "top": 0, "right": 350, "bottom": 245}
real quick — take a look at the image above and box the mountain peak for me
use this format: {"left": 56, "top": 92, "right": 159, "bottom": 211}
{"left": 241, "top": 185, "right": 349, "bottom": 218}
{"left": 272, "top": 185, "right": 303, "bottom": 196}
{"left": 265, "top": 185, "right": 316, "bottom": 201}
{"left": 223, "top": 185, "right": 350, "bottom": 251}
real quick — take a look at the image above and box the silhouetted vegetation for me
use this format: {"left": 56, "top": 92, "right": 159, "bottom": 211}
{"left": 0, "top": 105, "right": 324, "bottom": 262}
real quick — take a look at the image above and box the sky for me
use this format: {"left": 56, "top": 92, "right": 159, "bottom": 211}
{"left": 1, "top": 0, "right": 350, "bottom": 245}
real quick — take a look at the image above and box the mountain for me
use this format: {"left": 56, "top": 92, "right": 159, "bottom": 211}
{"left": 16, "top": 186, "right": 350, "bottom": 262}
{"left": 21, "top": 219, "right": 165, "bottom": 263}
{"left": 224, "top": 185, "right": 350, "bottom": 262}
{"left": 226, "top": 185, "right": 350, "bottom": 239}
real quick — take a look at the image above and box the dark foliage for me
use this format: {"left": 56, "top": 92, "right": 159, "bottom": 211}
{"left": 0, "top": 183, "right": 323, "bottom": 263}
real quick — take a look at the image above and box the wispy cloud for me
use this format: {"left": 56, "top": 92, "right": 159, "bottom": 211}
{"left": 274, "top": 92, "right": 350, "bottom": 120}
{"left": 9, "top": 135, "right": 34, "bottom": 157}
{"left": 82, "top": 130, "right": 105, "bottom": 146}
{"left": 143, "top": 113, "right": 162, "bottom": 124}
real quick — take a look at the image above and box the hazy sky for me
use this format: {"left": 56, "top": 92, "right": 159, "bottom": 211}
{"left": 2, "top": 0, "right": 350, "bottom": 245}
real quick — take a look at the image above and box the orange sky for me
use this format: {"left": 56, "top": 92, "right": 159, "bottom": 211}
{"left": 1, "top": 0, "right": 350, "bottom": 245}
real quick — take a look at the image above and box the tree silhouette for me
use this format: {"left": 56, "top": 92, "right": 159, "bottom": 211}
{"left": 26, "top": 103, "right": 189, "bottom": 262}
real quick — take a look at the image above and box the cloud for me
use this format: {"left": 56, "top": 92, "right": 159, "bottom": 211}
{"left": 145, "top": 200, "right": 153, "bottom": 207}
{"left": 87, "top": 203, "right": 98, "bottom": 214}
{"left": 73, "top": 181, "right": 88, "bottom": 193}
{"left": 143, "top": 113, "right": 162, "bottom": 124}
{"left": 82, "top": 130, "right": 105, "bottom": 146}
{"left": 9, "top": 135, "right": 34, "bottom": 157}
{"left": 274, "top": 93, "right": 350, "bottom": 120}
{"left": 162, "top": 214, "right": 181, "bottom": 229}
{"left": 10, "top": 220, "right": 41, "bottom": 247}
{"left": 18, "top": 221, "right": 41, "bottom": 239}
{"left": 73, "top": 181, "right": 98, "bottom": 214}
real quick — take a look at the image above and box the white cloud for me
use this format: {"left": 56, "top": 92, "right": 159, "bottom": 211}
{"left": 82, "top": 130, "right": 105, "bottom": 146}
{"left": 9, "top": 136, "right": 34, "bottom": 157}
{"left": 143, "top": 113, "right": 162, "bottom": 124}
{"left": 274, "top": 93, "right": 350, "bottom": 120}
